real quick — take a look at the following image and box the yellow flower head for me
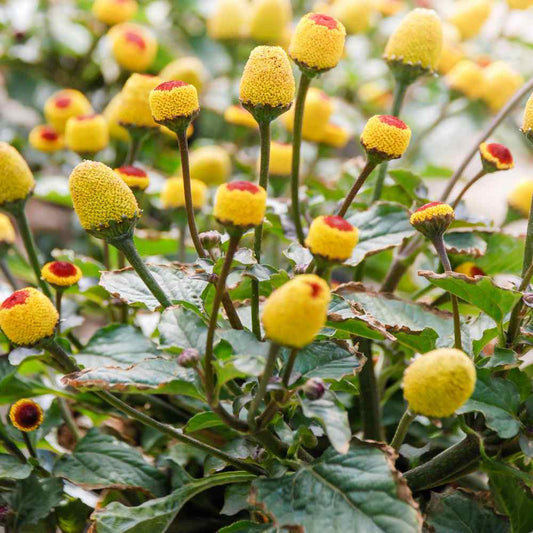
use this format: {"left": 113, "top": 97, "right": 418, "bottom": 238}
{"left": 289, "top": 12, "right": 346, "bottom": 72}
{"left": 437, "top": 41, "right": 464, "bottom": 75}
{"left": 214, "top": 181, "right": 267, "bottom": 228}
{"left": 115, "top": 166, "right": 150, "bottom": 191}
{"left": 448, "top": 0, "right": 492, "bottom": 40}
{"left": 320, "top": 123, "right": 350, "bottom": 148}
{"left": 403, "top": 348, "right": 476, "bottom": 417}
{"left": 224, "top": 105, "right": 259, "bottom": 129}
{"left": 44, "top": 89, "right": 92, "bottom": 133}
{"left": 410, "top": 202, "right": 454, "bottom": 239}
{"left": 262, "top": 274, "right": 331, "bottom": 348}
{"left": 189, "top": 145, "right": 231, "bottom": 186}
{"left": 65, "top": 114, "right": 110, "bottom": 154}
{"left": 384, "top": 8, "right": 443, "bottom": 72}
{"left": 455, "top": 262, "right": 485, "bottom": 277}
{"left": 239, "top": 46, "right": 295, "bottom": 111}
{"left": 108, "top": 23, "right": 157, "bottom": 72}
{"left": 522, "top": 91, "right": 533, "bottom": 135}
{"left": 29, "top": 125, "right": 64, "bottom": 153}
{"left": 0, "top": 143, "right": 35, "bottom": 207}
{"left": 507, "top": 0, "right": 533, "bottom": 8}
{"left": 103, "top": 93, "right": 131, "bottom": 142}
{"left": 374, "top": 0, "right": 405, "bottom": 16}
{"left": 92, "top": 0, "right": 137, "bottom": 25}
{"left": 117, "top": 74, "right": 163, "bottom": 128}
{"left": 0, "top": 288, "right": 58, "bottom": 346}
{"left": 0, "top": 214, "right": 15, "bottom": 246}
{"left": 149, "top": 81, "right": 200, "bottom": 124}
{"left": 445, "top": 59, "right": 485, "bottom": 100}
{"left": 41, "top": 261, "right": 82, "bottom": 287}
{"left": 479, "top": 142, "right": 514, "bottom": 172}
{"left": 266, "top": 141, "right": 292, "bottom": 176}
{"left": 305, "top": 215, "right": 358, "bottom": 262}
{"left": 161, "top": 177, "right": 207, "bottom": 209}
{"left": 207, "top": 0, "right": 249, "bottom": 41}
{"left": 508, "top": 180, "right": 533, "bottom": 216}
{"left": 332, "top": 0, "right": 372, "bottom": 35}
{"left": 9, "top": 399, "right": 44, "bottom": 432}
{"left": 357, "top": 82, "right": 392, "bottom": 108}
{"left": 160, "top": 57, "right": 208, "bottom": 93}
{"left": 69, "top": 161, "right": 140, "bottom": 231}
{"left": 482, "top": 61, "right": 523, "bottom": 112}
{"left": 360, "top": 115, "right": 411, "bottom": 161}
{"left": 249, "top": 0, "right": 292, "bottom": 44}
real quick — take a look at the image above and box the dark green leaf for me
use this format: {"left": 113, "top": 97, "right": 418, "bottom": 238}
{"left": 0, "top": 453, "right": 32, "bottom": 479}
{"left": 445, "top": 232, "right": 487, "bottom": 257}
{"left": 158, "top": 306, "right": 208, "bottom": 353}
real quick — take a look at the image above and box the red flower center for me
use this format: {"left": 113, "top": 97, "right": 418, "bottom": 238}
{"left": 155, "top": 80, "right": 188, "bottom": 91}
{"left": 470, "top": 266, "right": 485, "bottom": 276}
{"left": 125, "top": 31, "right": 146, "bottom": 49}
{"left": 54, "top": 96, "right": 71, "bottom": 108}
{"left": 2, "top": 290, "right": 30, "bottom": 309}
{"left": 40, "top": 127, "right": 59, "bottom": 141}
{"left": 117, "top": 165, "right": 147, "bottom": 177}
{"left": 323, "top": 215, "right": 353, "bottom": 232}
{"left": 415, "top": 201, "right": 443, "bottom": 213}
{"left": 49, "top": 261, "right": 77, "bottom": 277}
{"left": 305, "top": 281, "right": 323, "bottom": 298}
{"left": 309, "top": 13, "right": 338, "bottom": 29}
{"left": 227, "top": 181, "right": 260, "bottom": 194}
{"left": 15, "top": 402, "right": 41, "bottom": 428}
{"left": 487, "top": 143, "right": 513, "bottom": 164}
{"left": 76, "top": 114, "right": 96, "bottom": 121}
{"left": 379, "top": 115, "right": 408, "bottom": 129}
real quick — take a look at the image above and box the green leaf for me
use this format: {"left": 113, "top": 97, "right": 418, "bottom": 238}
{"left": 56, "top": 498, "right": 92, "bottom": 533}
{"left": 252, "top": 440, "right": 422, "bottom": 533}
{"left": 158, "top": 306, "right": 208, "bottom": 353}
{"left": 0, "top": 453, "right": 32, "bottom": 479}
{"left": 477, "top": 233, "right": 524, "bottom": 276}
{"left": 388, "top": 169, "right": 428, "bottom": 201}
{"left": 283, "top": 242, "right": 313, "bottom": 269}
{"left": 219, "top": 522, "right": 275, "bottom": 533}
{"left": 445, "top": 232, "right": 487, "bottom": 257}
{"left": 480, "top": 347, "right": 519, "bottom": 370}
{"left": 92, "top": 471, "right": 255, "bottom": 533}
{"left": 53, "top": 429, "right": 167, "bottom": 497}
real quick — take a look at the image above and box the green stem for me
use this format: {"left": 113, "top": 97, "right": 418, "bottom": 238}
{"left": 57, "top": 398, "right": 80, "bottom": 442}
{"left": 506, "top": 253, "right": 533, "bottom": 346}
{"left": 125, "top": 129, "right": 147, "bottom": 166}
{"left": 55, "top": 289, "right": 63, "bottom": 333}
{"left": 337, "top": 161, "right": 377, "bottom": 217}
{"left": 0, "top": 422, "right": 26, "bottom": 463}
{"left": 380, "top": 234, "right": 424, "bottom": 293}
{"left": 451, "top": 169, "right": 487, "bottom": 209}
{"left": 290, "top": 73, "right": 312, "bottom": 245}
{"left": 282, "top": 348, "right": 299, "bottom": 387}
{"left": 390, "top": 409, "right": 415, "bottom": 451}
{"left": 22, "top": 432, "right": 36, "bottom": 459}
{"left": 0, "top": 257, "right": 17, "bottom": 290}
{"left": 178, "top": 218, "right": 187, "bottom": 263}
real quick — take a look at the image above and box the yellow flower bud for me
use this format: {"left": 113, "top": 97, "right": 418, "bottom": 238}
{"left": 360, "top": 115, "right": 411, "bottom": 161}
{"left": 160, "top": 57, "right": 208, "bottom": 93}
{"left": 262, "top": 274, "right": 331, "bottom": 348}
{"left": 332, "top": 0, "right": 372, "bottom": 35}
{"left": 207, "top": 0, "right": 249, "bottom": 41}
{"left": 265, "top": 141, "right": 292, "bottom": 176}
{"left": 506, "top": 0, "right": 533, "bottom": 8}
{"left": 479, "top": 142, "right": 514, "bottom": 172}
{"left": 92, "top": 0, "right": 137, "bottom": 25}
{"left": 320, "top": 123, "right": 350, "bottom": 148}
{"left": 305, "top": 215, "right": 358, "bottom": 262}
{"left": 0, "top": 214, "right": 15, "bottom": 246}
{"left": 41, "top": 261, "right": 82, "bottom": 288}
{"left": 482, "top": 61, "right": 523, "bottom": 112}
{"left": 289, "top": 13, "right": 346, "bottom": 73}
{"left": 403, "top": 348, "right": 476, "bottom": 417}
{"left": 189, "top": 145, "right": 231, "bottom": 186}
{"left": 0, "top": 288, "right": 58, "bottom": 346}
{"left": 522, "top": 92, "right": 533, "bottom": 144}
{"left": 410, "top": 202, "right": 454, "bottom": 239}
{"left": 149, "top": 81, "right": 200, "bottom": 125}
{"left": 103, "top": 93, "right": 131, "bottom": 142}
{"left": 214, "top": 181, "right": 267, "bottom": 228}
{"left": 117, "top": 74, "right": 163, "bottom": 129}
{"left": 374, "top": 0, "right": 405, "bottom": 16}
{"left": 65, "top": 114, "right": 110, "bottom": 154}
{"left": 69, "top": 161, "right": 140, "bottom": 231}
{"left": 384, "top": 8, "right": 443, "bottom": 73}
{"left": 508, "top": 180, "right": 533, "bottom": 216}
{"left": 224, "top": 105, "right": 259, "bottom": 129}
{"left": 445, "top": 59, "right": 485, "bottom": 100}
{"left": 108, "top": 23, "right": 157, "bottom": 72}
{"left": 0, "top": 143, "right": 35, "bottom": 207}
{"left": 9, "top": 399, "right": 44, "bottom": 432}
{"left": 455, "top": 262, "right": 485, "bottom": 277}
{"left": 249, "top": 0, "right": 292, "bottom": 44}
{"left": 357, "top": 82, "right": 392, "bottom": 108}
{"left": 115, "top": 166, "right": 150, "bottom": 191}
{"left": 161, "top": 177, "right": 207, "bottom": 209}
{"left": 437, "top": 42, "right": 464, "bottom": 75}
{"left": 448, "top": 0, "right": 492, "bottom": 40}
{"left": 29, "top": 125, "right": 64, "bottom": 153}
{"left": 44, "top": 89, "right": 92, "bottom": 133}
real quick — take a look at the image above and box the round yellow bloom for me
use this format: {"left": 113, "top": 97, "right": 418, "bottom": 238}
{"left": 267, "top": 141, "right": 292, "bottom": 176}
{"left": 360, "top": 115, "right": 411, "bottom": 161}
{"left": 479, "top": 142, "right": 514, "bottom": 172}
{"left": 0, "top": 288, "right": 58, "bottom": 346}
{"left": 214, "top": 181, "right": 267, "bottom": 227}
{"left": 103, "top": 93, "right": 131, "bottom": 142}
{"left": 44, "top": 89, "right": 92, "bottom": 133}
{"left": 410, "top": 201, "right": 454, "bottom": 239}
{"left": 507, "top": 0, "right": 533, "bottom": 8}
{"left": 0, "top": 143, "right": 35, "bottom": 207}
{"left": 321, "top": 123, "right": 350, "bottom": 148}
{"left": 115, "top": 166, "right": 150, "bottom": 191}
{"left": 289, "top": 13, "right": 346, "bottom": 72}
{"left": 262, "top": 274, "right": 331, "bottom": 348}
{"left": 160, "top": 57, "right": 208, "bottom": 93}
{"left": 69, "top": 161, "right": 140, "bottom": 230}
{"left": 117, "top": 74, "right": 163, "bottom": 128}
{"left": 239, "top": 46, "right": 295, "bottom": 110}
{"left": 403, "top": 348, "right": 476, "bottom": 417}
{"left": 384, "top": 8, "right": 443, "bottom": 72}
{"left": 41, "top": 261, "right": 82, "bottom": 287}
{"left": 207, "top": 0, "right": 249, "bottom": 41}
{"left": 0, "top": 214, "right": 15, "bottom": 246}
{"left": 92, "top": 0, "right": 137, "bottom": 25}
{"left": 455, "top": 262, "right": 485, "bottom": 277}
{"left": 448, "top": 0, "right": 492, "bottom": 40}
{"left": 29, "top": 125, "right": 64, "bottom": 153}
{"left": 108, "top": 23, "right": 157, "bottom": 72}
{"left": 374, "top": 0, "right": 405, "bottom": 16}
{"left": 437, "top": 41, "right": 464, "bottom": 75}
{"left": 65, "top": 114, "right": 110, "bottom": 154}
{"left": 149, "top": 81, "right": 199, "bottom": 123}
{"left": 445, "top": 59, "right": 485, "bottom": 100}
{"left": 224, "top": 105, "right": 259, "bottom": 129}
{"left": 189, "top": 145, "right": 231, "bottom": 186}
{"left": 305, "top": 215, "right": 358, "bottom": 262}
{"left": 332, "top": 0, "right": 372, "bottom": 35}
{"left": 249, "top": 0, "right": 292, "bottom": 44}
{"left": 161, "top": 177, "right": 207, "bottom": 209}
{"left": 522, "top": 91, "right": 533, "bottom": 134}
{"left": 9, "top": 399, "right": 44, "bottom": 432}
{"left": 508, "top": 180, "right": 533, "bottom": 216}
{"left": 482, "top": 61, "right": 523, "bottom": 112}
